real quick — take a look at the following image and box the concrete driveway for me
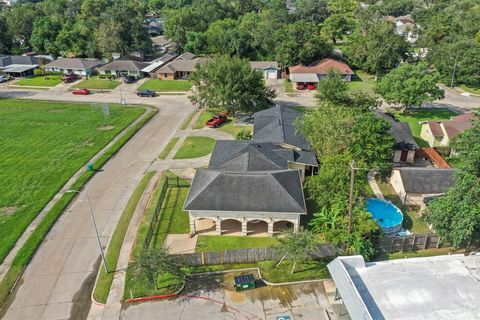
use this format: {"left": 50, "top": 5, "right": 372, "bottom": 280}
{"left": 121, "top": 272, "right": 333, "bottom": 320}
{"left": 0, "top": 89, "right": 193, "bottom": 320}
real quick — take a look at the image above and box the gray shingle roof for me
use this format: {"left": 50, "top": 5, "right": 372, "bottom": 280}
{"left": 377, "top": 112, "right": 418, "bottom": 150}
{"left": 184, "top": 169, "right": 307, "bottom": 214}
{"left": 397, "top": 167, "right": 455, "bottom": 194}
{"left": 209, "top": 141, "right": 317, "bottom": 171}
{"left": 97, "top": 59, "right": 149, "bottom": 72}
{"left": 0, "top": 55, "right": 39, "bottom": 67}
{"left": 250, "top": 61, "right": 279, "bottom": 70}
{"left": 45, "top": 58, "right": 103, "bottom": 70}
{"left": 253, "top": 105, "right": 311, "bottom": 151}
{"left": 157, "top": 57, "right": 206, "bottom": 73}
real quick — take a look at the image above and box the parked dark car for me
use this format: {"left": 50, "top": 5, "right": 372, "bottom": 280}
{"left": 136, "top": 89, "right": 156, "bottom": 97}
{"left": 124, "top": 75, "right": 136, "bottom": 84}
{"left": 62, "top": 74, "right": 78, "bottom": 83}
{"left": 296, "top": 83, "right": 305, "bottom": 90}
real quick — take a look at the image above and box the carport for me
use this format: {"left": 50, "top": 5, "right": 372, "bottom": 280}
{"left": 2, "top": 64, "right": 38, "bottom": 77}
{"left": 289, "top": 73, "right": 319, "bottom": 85}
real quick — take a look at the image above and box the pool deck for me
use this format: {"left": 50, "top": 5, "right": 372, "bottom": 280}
{"left": 367, "top": 171, "right": 384, "bottom": 200}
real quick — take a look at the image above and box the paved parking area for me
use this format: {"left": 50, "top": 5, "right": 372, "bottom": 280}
{"left": 121, "top": 272, "right": 334, "bottom": 320}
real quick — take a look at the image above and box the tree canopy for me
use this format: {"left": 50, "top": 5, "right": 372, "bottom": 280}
{"left": 376, "top": 62, "right": 445, "bottom": 109}
{"left": 189, "top": 55, "right": 276, "bottom": 113}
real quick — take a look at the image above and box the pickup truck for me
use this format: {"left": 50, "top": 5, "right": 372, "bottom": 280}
{"left": 206, "top": 114, "right": 227, "bottom": 128}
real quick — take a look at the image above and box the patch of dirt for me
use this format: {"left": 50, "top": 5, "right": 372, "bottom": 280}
{"left": 82, "top": 139, "right": 94, "bottom": 147}
{"left": 0, "top": 207, "right": 16, "bottom": 216}
{"left": 97, "top": 125, "right": 115, "bottom": 131}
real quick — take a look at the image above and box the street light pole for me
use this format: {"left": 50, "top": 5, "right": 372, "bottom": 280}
{"left": 348, "top": 161, "right": 356, "bottom": 235}
{"left": 67, "top": 190, "right": 109, "bottom": 273}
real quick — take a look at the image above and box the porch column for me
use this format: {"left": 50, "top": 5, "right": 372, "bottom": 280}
{"left": 189, "top": 213, "right": 196, "bottom": 235}
{"left": 267, "top": 219, "right": 274, "bottom": 237}
{"left": 293, "top": 217, "right": 300, "bottom": 233}
{"left": 215, "top": 217, "right": 222, "bottom": 235}
{"left": 241, "top": 218, "right": 248, "bottom": 236}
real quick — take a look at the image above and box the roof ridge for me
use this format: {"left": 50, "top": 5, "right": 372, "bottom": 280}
{"left": 270, "top": 170, "right": 305, "bottom": 212}
{"left": 183, "top": 170, "right": 221, "bottom": 208}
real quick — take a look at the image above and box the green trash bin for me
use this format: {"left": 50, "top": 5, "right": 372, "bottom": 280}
{"left": 233, "top": 274, "right": 256, "bottom": 292}
{"left": 86, "top": 163, "right": 94, "bottom": 171}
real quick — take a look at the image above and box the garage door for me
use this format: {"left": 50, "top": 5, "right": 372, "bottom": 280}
{"left": 266, "top": 70, "right": 277, "bottom": 79}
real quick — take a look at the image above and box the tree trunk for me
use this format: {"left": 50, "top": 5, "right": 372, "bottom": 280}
{"left": 291, "top": 261, "right": 297, "bottom": 274}
{"left": 275, "top": 255, "right": 287, "bottom": 269}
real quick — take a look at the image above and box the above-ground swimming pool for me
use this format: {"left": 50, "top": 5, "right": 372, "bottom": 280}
{"left": 366, "top": 198, "right": 404, "bottom": 234}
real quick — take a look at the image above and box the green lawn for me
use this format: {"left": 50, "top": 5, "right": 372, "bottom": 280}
{"left": 459, "top": 83, "right": 480, "bottom": 95}
{"left": 73, "top": 76, "right": 121, "bottom": 90}
{"left": 139, "top": 79, "right": 192, "bottom": 92}
{"left": 15, "top": 75, "right": 63, "bottom": 87}
{"left": 196, "top": 236, "right": 280, "bottom": 252}
{"left": 391, "top": 108, "right": 457, "bottom": 147}
{"left": 173, "top": 136, "right": 216, "bottom": 159}
{"left": 376, "top": 180, "right": 431, "bottom": 234}
{"left": 373, "top": 247, "right": 462, "bottom": 261}
{"left": 347, "top": 70, "right": 376, "bottom": 93}
{"left": 0, "top": 100, "right": 144, "bottom": 264}
{"left": 285, "top": 79, "right": 294, "bottom": 93}
{"left": 158, "top": 137, "right": 179, "bottom": 160}
{"left": 124, "top": 173, "right": 190, "bottom": 298}
{"left": 194, "top": 110, "right": 253, "bottom": 137}
{"left": 93, "top": 171, "right": 155, "bottom": 303}
{"left": 258, "top": 259, "right": 331, "bottom": 282}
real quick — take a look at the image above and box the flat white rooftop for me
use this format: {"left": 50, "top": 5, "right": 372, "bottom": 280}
{"left": 328, "top": 254, "right": 480, "bottom": 320}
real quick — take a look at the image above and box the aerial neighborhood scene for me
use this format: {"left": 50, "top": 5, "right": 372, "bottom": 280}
{"left": 0, "top": 0, "right": 479, "bottom": 319}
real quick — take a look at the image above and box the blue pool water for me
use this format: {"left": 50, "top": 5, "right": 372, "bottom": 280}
{"left": 366, "top": 198, "right": 403, "bottom": 234}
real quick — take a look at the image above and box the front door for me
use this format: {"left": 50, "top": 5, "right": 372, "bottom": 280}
{"left": 400, "top": 150, "right": 408, "bottom": 162}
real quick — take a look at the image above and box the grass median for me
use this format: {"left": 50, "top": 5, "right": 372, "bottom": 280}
{"left": 93, "top": 171, "right": 156, "bottom": 303}
{"left": 0, "top": 106, "right": 157, "bottom": 310}
{"left": 158, "top": 137, "right": 179, "bottom": 160}
{"left": 73, "top": 77, "right": 121, "bottom": 90}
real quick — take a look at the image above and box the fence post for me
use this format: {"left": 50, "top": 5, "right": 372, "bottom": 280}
{"left": 412, "top": 234, "right": 416, "bottom": 251}
{"left": 436, "top": 236, "right": 440, "bottom": 249}
{"left": 402, "top": 237, "right": 407, "bottom": 252}
{"left": 424, "top": 235, "right": 429, "bottom": 250}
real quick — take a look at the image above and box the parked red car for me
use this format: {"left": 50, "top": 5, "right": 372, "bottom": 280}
{"left": 62, "top": 74, "right": 77, "bottom": 83}
{"left": 307, "top": 83, "right": 317, "bottom": 90}
{"left": 296, "top": 83, "right": 305, "bottom": 90}
{"left": 206, "top": 114, "right": 227, "bottom": 128}
{"left": 72, "top": 88, "right": 90, "bottom": 95}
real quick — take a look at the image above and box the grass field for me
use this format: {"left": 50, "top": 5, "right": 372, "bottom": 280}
{"left": 373, "top": 247, "right": 462, "bottom": 261}
{"left": 158, "top": 137, "right": 179, "bottom": 160}
{"left": 0, "top": 100, "right": 144, "bottom": 264}
{"left": 196, "top": 236, "right": 280, "bottom": 252}
{"left": 194, "top": 110, "right": 253, "bottom": 137}
{"left": 139, "top": 79, "right": 192, "bottom": 92}
{"left": 459, "top": 83, "right": 480, "bottom": 95}
{"left": 73, "top": 76, "right": 121, "bottom": 90}
{"left": 15, "top": 75, "right": 63, "bottom": 87}
{"left": 285, "top": 79, "right": 294, "bottom": 93}
{"left": 173, "top": 136, "right": 215, "bottom": 159}
{"left": 391, "top": 108, "right": 457, "bottom": 147}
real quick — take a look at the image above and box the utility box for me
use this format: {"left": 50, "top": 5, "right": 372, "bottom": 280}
{"left": 86, "top": 163, "right": 94, "bottom": 171}
{"left": 233, "top": 274, "right": 256, "bottom": 292}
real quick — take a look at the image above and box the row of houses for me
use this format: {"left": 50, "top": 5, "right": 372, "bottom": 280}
{"left": 183, "top": 105, "right": 318, "bottom": 237}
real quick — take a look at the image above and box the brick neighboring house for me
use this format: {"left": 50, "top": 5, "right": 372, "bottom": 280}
{"left": 289, "top": 58, "right": 354, "bottom": 85}
{"left": 44, "top": 58, "right": 103, "bottom": 76}
{"left": 152, "top": 52, "right": 206, "bottom": 80}
{"left": 420, "top": 112, "right": 477, "bottom": 147}
{"left": 97, "top": 59, "right": 149, "bottom": 78}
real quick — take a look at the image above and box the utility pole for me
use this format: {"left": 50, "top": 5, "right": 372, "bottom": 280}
{"left": 67, "top": 190, "right": 109, "bottom": 273}
{"left": 348, "top": 161, "right": 356, "bottom": 235}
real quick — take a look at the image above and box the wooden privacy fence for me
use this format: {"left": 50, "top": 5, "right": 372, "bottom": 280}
{"left": 375, "top": 234, "right": 440, "bottom": 253}
{"left": 178, "top": 244, "right": 338, "bottom": 266}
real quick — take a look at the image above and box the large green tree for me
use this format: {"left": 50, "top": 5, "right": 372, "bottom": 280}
{"left": 276, "top": 228, "right": 320, "bottom": 273}
{"left": 376, "top": 62, "right": 445, "bottom": 109}
{"left": 189, "top": 55, "right": 276, "bottom": 113}
{"left": 322, "top": 0, "right": 358, "bottom": 44}
{"left": 347, "top": 20, "right": 410, "bottom": 76}
{"left": 424, "top": 118, "right": 480, "bottom": 247}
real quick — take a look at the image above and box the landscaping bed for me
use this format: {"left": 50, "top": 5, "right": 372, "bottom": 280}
{"left": 139, "top": 79, "right": 192, "bottom": 92}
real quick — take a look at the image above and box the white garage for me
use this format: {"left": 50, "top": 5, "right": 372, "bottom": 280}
{"left": 250, "top": 61, "right": 281, "bottom": 79}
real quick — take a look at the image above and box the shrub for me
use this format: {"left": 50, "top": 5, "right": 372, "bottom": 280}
{"left": 236, "top": 129, "right": 252, "bottom": 140}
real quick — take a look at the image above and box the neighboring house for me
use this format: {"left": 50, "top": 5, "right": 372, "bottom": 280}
{"left": 0, "top": 55, "right": 43, "bottom": 77}
{"left": 249, "top": 61, "right": 281, "bottom": 79}
{"left": 379, "top": 113, "right": 418, "bottom": 164}
{"left": 142, "top": 53, "right": 178, "bottom": 75}
{"left": 97, "top": 59, "right": 149, "bottom": 78}
{"left": 209, "top": 140, "right": 317, "bottom": 178}
{"left": 289, "top": 58, "right": 354, "bottom": 85}
{"left": 386, "top": 14, "right": 418, "bottom": 43}
{"left": 328, "top": 255, "right": 480, "bottom": 320}
{"left": 153, "top": 52, "right": 206, "bottom": 80}
{"left": 390, "top": 167, "right": 455, "bottom": 205}
{"left": 44, "top": 58, "right": 103, "bottom": 76}
{"left": 146, "top": 21, "right": 163, "bottom": 37}
{"left": 420, "top": 112, "right": 476, "bottom": 147}
{"left": 184, "top": 169, "right": 306, "bottom": 237}
{"left": 253, "top": 105, "right": 312, "bottom": 151}
{"left": 151, "top": 36, "right": 177, "bottom": 53}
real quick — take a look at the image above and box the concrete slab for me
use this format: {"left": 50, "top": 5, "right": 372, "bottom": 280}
{"left": 164, "top": 234, "right": 197, "bottom": 254}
